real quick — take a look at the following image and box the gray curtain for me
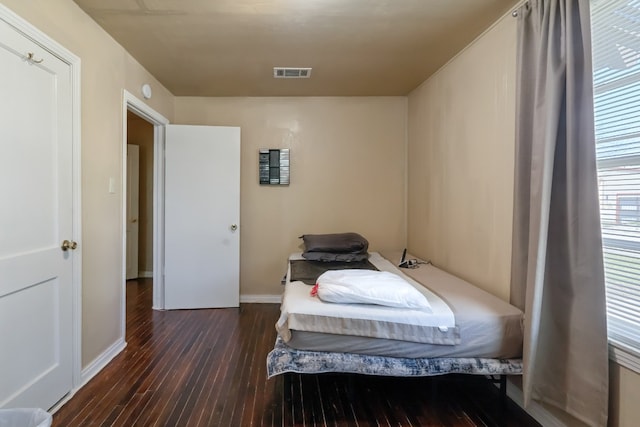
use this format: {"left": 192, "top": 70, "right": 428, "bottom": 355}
{"left": 510, "top": 0, "right": 609, "bottom": 426}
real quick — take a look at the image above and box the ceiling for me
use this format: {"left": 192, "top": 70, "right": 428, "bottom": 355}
{"left": 73, "top": 0, "right": 519, "bottom": 97}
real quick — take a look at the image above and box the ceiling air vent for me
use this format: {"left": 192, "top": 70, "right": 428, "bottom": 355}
{"left": 273, "top": 67, "right": 312, "bottom": 79}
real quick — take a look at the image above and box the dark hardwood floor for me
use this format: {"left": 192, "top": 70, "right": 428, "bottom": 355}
{"left": 53, "top": 279, "right": 540, "bottom": 426}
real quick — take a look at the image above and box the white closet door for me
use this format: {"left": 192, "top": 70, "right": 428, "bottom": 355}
{"left": 0, "top": 18, "right": 74, "bottom": 409}
{"left": 164, "top": 125, "right": 240, "bottom": 309}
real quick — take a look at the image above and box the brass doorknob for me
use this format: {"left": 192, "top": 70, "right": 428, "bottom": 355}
{"left": 61, "top": 240, "right": 78, "bottom": 251}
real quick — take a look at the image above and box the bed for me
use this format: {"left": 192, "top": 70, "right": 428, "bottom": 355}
{"left": 267, "top": 250, "right": 524, "bottom": 399}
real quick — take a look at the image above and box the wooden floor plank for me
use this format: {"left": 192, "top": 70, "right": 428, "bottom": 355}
{"left": 53, "top": 278, "right": 540, "bottom": 427}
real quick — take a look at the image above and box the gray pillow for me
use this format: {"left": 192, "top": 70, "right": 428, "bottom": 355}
{"left": 301, "top": 232, "right": 369, "bottom": 254}
{"left": 302, "top": 251, "right": 370, "bottom": 262}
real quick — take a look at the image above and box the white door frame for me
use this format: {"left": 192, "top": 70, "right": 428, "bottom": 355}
{"left": 0, "top": 3, "right": 82, "bottom": 397}
{"left": 122, "top": 91, "right": 169, "bottom": 326}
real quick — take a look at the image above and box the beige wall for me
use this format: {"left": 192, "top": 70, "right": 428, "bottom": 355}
{"left": 174, "top": 97, "right": 407, "bottom": 296}
{"left": 126, "top": 112, "right": 154, "bottom": 275}
{"left": 1, "top": 0, "right": 174, "bottom": 368}
{"left": 406, "top": 10, "right": 640, "bottom": 427}
{"left": 407, "top": 14, "right": 516, "bottom": 301}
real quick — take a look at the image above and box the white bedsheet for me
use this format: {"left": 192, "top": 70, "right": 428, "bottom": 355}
{"left": 276, "top": 252, "right": 459, "bottom": 345}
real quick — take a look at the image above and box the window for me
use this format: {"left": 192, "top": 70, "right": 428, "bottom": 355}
{"left": 592, "top": 0, "right": 640, "bottom": 357}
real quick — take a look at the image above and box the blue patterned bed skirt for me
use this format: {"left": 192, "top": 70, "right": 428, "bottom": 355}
{"left": 267, "top": 336, "right": 523, "bottom": 379}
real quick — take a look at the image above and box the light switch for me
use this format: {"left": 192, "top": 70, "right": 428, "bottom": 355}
{"left": 108, "top": 177, "right": 116, "bottom": 194}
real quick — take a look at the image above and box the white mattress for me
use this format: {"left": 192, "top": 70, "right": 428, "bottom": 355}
{"left": 279, "top": 251, "right": 524, "bottom": 359}
{"left": 276, "top": 252, "right": 460, "bottom": 345}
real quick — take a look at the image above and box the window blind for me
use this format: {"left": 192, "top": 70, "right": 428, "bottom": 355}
{"left": 592, "top": 0, "right": 640, "bottom": 352}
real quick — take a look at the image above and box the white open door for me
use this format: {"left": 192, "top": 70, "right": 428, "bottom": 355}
{"left": 0, "top": 18, "right": 75, "bottom": 409}
{"left": 164, "top": 125, "right": 240, "bottom": 309}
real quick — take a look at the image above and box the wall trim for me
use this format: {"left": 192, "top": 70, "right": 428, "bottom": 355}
{"left": 139, "top": 270, "right": 153, "bottom": 278}
{"left": 240, "top": 294, "right": 282, "bottom": 304}
{"left": 79, "top": 338, "right": 127, "bottom": 386}
{"left": 50, "top": 338, "right": 126, "bottom": 414}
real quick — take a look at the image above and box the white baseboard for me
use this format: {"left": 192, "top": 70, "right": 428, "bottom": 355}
{"left": 504, "top": 382, "right": 567, "bottom": 427}
{"left": 240, "top": 294, "right": 281, "bottom": 303}
{"left": 139, "top": 270, "right": 153, "bottom": 278}
{"left": 50, "top": 338, "right": 126, "bottom": 414}
{"left": 80, "top": 338, "right": 127, "bottom": 386}
{"left": 49, "top": 390, "right": 75, "bottom": 414}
